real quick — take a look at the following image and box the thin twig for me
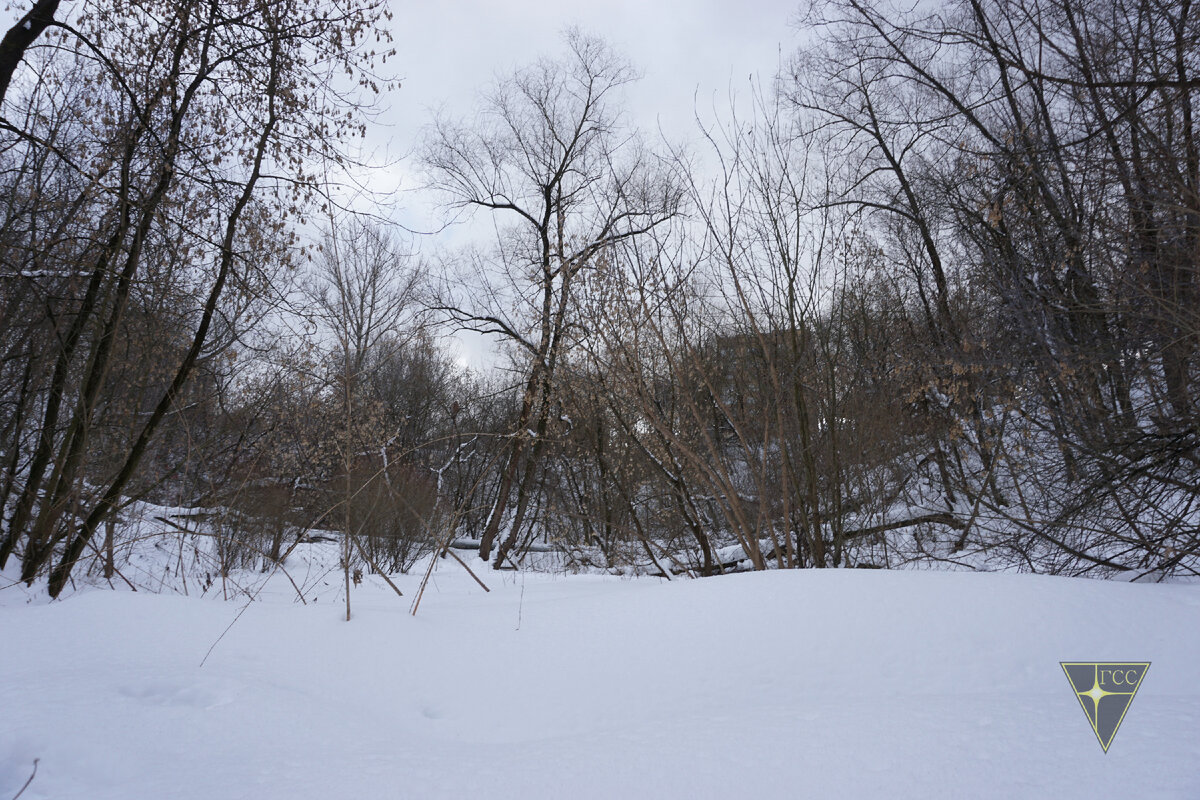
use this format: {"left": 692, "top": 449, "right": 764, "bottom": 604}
{"left": 11, "top": 758, "right": 38, "bottom": 800}
{"left": 442, "top": 547, "right": 489, "bottom": 592}
{"left": 199, "top": 599, "right": 253, "bottom": 668}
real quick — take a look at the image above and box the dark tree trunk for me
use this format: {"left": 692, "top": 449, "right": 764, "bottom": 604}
{"left": 0, "top": 0, "right": 61, "bottom": 106}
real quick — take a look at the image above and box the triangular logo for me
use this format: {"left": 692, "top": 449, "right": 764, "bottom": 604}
{"left": 1061, "top": 662, "right": 1149, "bottom": 752}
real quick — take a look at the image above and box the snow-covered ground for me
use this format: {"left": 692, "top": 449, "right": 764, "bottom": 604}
{"left": 2, "top": 561, "right": 1198, "bottom": 799}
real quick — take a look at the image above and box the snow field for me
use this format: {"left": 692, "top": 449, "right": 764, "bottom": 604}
{"left": 1, "top": 564, "right": 1198, "bottom": 798}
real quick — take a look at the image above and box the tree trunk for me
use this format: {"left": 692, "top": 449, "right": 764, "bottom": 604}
{"left": 0, "top": 0, "right": 61, "bottom": 106}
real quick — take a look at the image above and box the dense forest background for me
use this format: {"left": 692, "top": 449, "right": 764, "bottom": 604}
{"left": 1, "top": 0, "right": 1198, "bottom": 598}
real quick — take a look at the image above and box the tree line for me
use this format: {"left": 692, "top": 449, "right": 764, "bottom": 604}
{"left": 1, "top": 0, "right": 1197, "bottom": 597}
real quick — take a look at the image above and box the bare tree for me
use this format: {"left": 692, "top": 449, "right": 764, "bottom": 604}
{"left": 423, "top": 30, "right": 683, "bottom": 568}
{"left": 308, "top": 215, "right": 421, "bottom": 618}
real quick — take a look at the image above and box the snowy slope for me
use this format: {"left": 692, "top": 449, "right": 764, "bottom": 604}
{"left": 1, "top": 565, "right": 1197, "bottom": 799}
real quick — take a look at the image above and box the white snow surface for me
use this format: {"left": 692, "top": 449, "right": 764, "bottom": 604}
{"left": 2, "top": 563, "right": 1198, "bottom": 798}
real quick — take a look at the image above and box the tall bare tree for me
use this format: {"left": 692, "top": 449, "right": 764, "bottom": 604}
{"left": 423, "top": 30, "right": 682, "bottom": 568}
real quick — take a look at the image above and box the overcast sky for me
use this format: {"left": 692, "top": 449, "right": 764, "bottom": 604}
{"left": 376, "top": 0, "right": 802, "bottom": 222}
{"left": 368, "top": 1, "right": 802, "bottom": 368}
